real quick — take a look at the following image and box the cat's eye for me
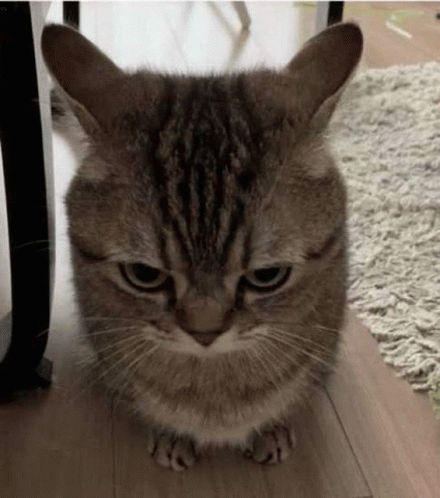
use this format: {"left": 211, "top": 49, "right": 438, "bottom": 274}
{"left": 120, "top": 263, "right": 168, "bottom": 291}
{"left": 244, "top": 266, "right": 291, "bottom": 292}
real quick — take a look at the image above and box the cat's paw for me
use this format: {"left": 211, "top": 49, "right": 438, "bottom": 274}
{"left": 245, "top": 425, "right": 296, "bottom": 465}
{"left": 147, "top": 429, "right": 198, "bottom": 471}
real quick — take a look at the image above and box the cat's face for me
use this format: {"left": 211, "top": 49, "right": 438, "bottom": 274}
{"left": 42, "top": 23, "right": 361, "bottom": 426}
{"left": 64, "top": 70, "right": 347, "bottom": 358}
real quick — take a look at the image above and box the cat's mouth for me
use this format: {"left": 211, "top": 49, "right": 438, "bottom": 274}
{"left": 185, "top": 331, "right": 223, "bottom": 347}
{"left": 151, "top": 325, "right": 249, "bottom": 357}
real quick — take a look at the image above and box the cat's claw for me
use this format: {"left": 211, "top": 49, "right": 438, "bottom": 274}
{"left": 245, "top": 425, "right": 296, "bottom": 464}
{"left": 147, "top": 430, "right": 197, "bottom": 471}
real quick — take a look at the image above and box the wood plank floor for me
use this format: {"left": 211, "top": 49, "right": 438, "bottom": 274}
{"left": 1, "top": 3, "right": 440, "bottom": 497}
{"left": 344, "top": 2, "right": 440, "bottom": 68}
{"left": 328, "top": 311, "right": 440, "bottom": 498}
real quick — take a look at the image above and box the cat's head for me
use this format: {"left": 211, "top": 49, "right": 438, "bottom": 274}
{"left": 42, "top": 23, "right": 362, "bottom": 360}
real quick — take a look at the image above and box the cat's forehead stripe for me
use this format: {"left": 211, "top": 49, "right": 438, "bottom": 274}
{"left": 150, "top": 76, "right": 261, "bottom": 268}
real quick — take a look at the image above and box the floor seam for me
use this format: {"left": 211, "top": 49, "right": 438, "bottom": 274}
{"left": 324, "top": 385, "right": 373, "bottom": 498}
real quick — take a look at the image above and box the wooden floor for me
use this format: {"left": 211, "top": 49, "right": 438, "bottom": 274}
{"left": 1, "top": 3, "right": 440, "bottom": 497}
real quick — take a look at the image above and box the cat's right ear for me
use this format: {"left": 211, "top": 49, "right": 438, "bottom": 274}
{"left": 41, "top": 24, "right": 125, "bottom": 136}
{"left": 248, "top": 22, "right": 363, "bottom": 135}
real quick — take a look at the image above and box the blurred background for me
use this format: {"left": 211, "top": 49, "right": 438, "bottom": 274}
{"left": 44, "top": 1, "right": 440, "bottom": 72}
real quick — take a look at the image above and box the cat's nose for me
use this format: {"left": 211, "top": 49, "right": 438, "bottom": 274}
{"left": 176, "top": 295, "right": 231, "bottom": 346}
{"left": 185, "top": 330, "right": 223, "bottom": 346}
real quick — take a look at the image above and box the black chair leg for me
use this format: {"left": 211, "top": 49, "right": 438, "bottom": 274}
{"left": 0, "top": 1, "right": 54, "bottom": 397}
{"left": 328, "top": 2, "right": 344, "bottom": 25}
{"left": 63, "top": 1, "right": 80, "bottom": 29}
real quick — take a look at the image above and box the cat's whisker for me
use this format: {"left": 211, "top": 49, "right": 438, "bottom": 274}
{"left": 256, "top": 333, "right": 305, "bottom": 366}
{"left": 262, "top": 319, "right": 341, "bottom": 335}
{"left": 251, "top": 323, "right": 333, "bottom": 355}
{"left": 82, "top": 316, "right": 151, "bottom": 325}
{"left": 255, "top": 334, "right": 334, "bottom": 380}
{"left": 241, "top": 347, "right": 262, "bottom": 378}
{"left": 90, "top": 333, "right": 146, "bottom": 355}
{"left": 68, "top": 338, "right": 148, "bottom": 403}
{"left": 254, "top": 341, "right": 289, "bottom": 385}
{"left": 249, "top": 344, "right": 278, "bottom": 389}
{"left": 309, "top": 323, "right": 342, "bottom": 334}
{"left": 93, "top": 338, "right": 147, "bottom": 367}
{"left": 267, "top": 335, "right": 334, "bottom": 371}
{"left": 122, "top": 343, "right": 159, "bottom": 377}
{"left": 68, "top": 335, "right": 144, "bottom": 388}
{"left": 83, "top": 325, "right": 143, "bottom": 337}
{"left": 267, "top": 327, "right": 336, "bottom": 355}
{"left": 253, "top": 338, "right": 324, "bottom": 407}
{"left": 111, "top": 344, "right": 160, "bottom": 407}
{"left": 68, "top": 334, "right": 146, "bottom": 392}
{"left": 269, "top": 332, "right": 334, "bottom": 366}
{"left": 249, "top": 343, "right": 288, "bottom": 417}
{"left": 12, "top": 239, "right": 50, "bottom": 250}
{"left": 244, "top": 346, "right": 284, "bottom": 422}
{"left": 34, "top": 327, "right": 51, "bottom": 339}
{"left": 270, "top": 334, "right": 336, "bottom": 358}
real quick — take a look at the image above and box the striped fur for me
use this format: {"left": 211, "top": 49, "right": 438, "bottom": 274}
{"left": 113, "top": 75, "right": 261, "bottom": 270}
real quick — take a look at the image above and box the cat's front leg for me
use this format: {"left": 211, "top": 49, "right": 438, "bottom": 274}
{"left": 146, "top": 427, "right": 198, "bottom": 471}
{"left": 245, "top": 424, "right": 296, "bottom": 464}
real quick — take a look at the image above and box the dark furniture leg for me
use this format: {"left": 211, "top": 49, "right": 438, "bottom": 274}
{"left": 63, "top": 1, "right": 80, "bottom": 29}
{"left": 0, "top": 2, "right": 54, "bottom": 397}
{"left": 328, "top": 2, "right": 344, "bottom": 25}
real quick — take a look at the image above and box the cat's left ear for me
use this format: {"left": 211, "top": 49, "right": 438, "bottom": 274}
{"left": 249, "top": 22, "right": 363, "bottom": 133}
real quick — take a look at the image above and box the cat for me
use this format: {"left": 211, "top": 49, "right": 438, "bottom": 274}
{"left": 42, "top": 21, "right": 362, "bottom": 470}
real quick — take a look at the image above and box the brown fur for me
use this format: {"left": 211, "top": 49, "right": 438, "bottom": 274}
{"left": 42, "top": 23, "right": 362, "bottom": 449}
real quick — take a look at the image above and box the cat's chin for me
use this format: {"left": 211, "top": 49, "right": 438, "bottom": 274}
{"left": 130, "top": 366, "right": 310, "bottom": 448}
{"left": 154, "top": 326, "right": 251, "bottom": 358}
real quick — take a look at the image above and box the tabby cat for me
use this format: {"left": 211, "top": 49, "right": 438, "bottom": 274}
{"left": 42, "top": 21, "right": 362, "bottom": 470}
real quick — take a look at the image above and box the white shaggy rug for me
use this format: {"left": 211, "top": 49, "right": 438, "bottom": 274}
{"left": 330, "top": 62, "right": 440, "bottom": 392}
